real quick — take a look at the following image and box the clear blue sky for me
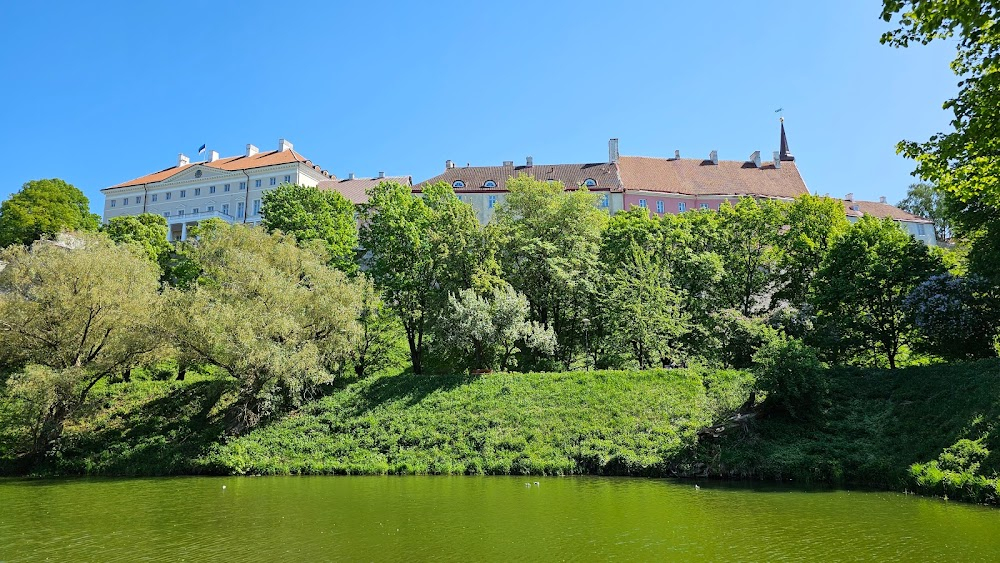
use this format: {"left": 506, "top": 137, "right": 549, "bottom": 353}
{"left": 0, "top": 0, "right": 956, "bottom": 215}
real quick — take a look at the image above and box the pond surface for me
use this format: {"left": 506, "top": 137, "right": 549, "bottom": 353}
{"left": 2, "top": 476, "right": 998, "bottom": 561}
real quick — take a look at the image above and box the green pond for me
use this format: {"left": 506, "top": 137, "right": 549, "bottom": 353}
{"left": 2, "top": 477, "right": 999, "bottom": 561}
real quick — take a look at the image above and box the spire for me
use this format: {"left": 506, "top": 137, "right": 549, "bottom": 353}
{"left": 779, "top": 117, "right": 795, "bottom": 161}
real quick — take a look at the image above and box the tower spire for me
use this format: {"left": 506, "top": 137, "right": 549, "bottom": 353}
{"left": 779, "top": 117, "right": 795, "bottom": 162}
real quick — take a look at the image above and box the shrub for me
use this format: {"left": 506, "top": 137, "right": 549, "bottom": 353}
{"left": 752, "top": 337, "right": 827, "bottom": 419}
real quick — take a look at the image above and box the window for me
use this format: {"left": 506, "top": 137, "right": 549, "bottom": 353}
{"left": 152, "top": 194, "right": 158, "bottom": 202}
{"left": 678, "top": 202, "right": 686, "bottom": 212}
{"left": 700, "top": 203, "right": 709, "bottom": 210}
{"left": 656, "top": 200, "right": 664, "bottom": 214}
{"left": 222, "top": 204, "right": 230, "bottom": 216}
{"left": 193, "top": 208, "right": 200, "bottom": 214}
{"left": 178, "top": 210, "right": 184, "bottom": 216}
{"left": 194, "top": 188, "right": 201, "bottom": 196}
{"left": 917, "top": 223, "right": 926, "bottom": 236}
{"left": 180, "top": 190, "right": 186, "bottom": 198}
{"left": 453, "top": 180, "right": 465, "bottom": 188}
{"left": 110, "top": 199, "right": 116, "bottom": 208}
{"left": 253, "top": 199, "right": 261, "bottom": 215}
{"left": 254, "top": 180, "right": 261, "bottom": 188}
{"left": 240, "top": 182, "right": 247, "bottom": 190}
{"left": 207, "top": 206, "right": 214, "bottom": 212}
{"left": 210, "top": 185, "right": 216, "bottom": 194}
{"left": 237, "top": 202, "right": 245, "bottom": 218}
{"left": 269, "top": 177, "right": 276, "bottom": 186}
{"left": 135, "top": 196, "right": 141, "bottom": 204}
{"left": 584, "top": 178, "right": 597, "bottom": 188}
{"left": 483, "top": 180, "right": 497, "bottom": 189}
{"left": 163, "top": 212, "right": 170, "bottom": 217}
{"left": 488, "top": 195, "right": 498, "bottom": 209}
{"left": 224, "top": 184, "right": 231, "bottom": 193}
{"left": 121, "top": 198, "right": 127, "bottom": 206}
{"left": 638, "top": 199, "right": 647, "bottom": 208}
{"left": 600, "top": 194, "right": 609, "bottom": 208}
{"left": 284, "top": 175, "right": 291, "bottom": 183}
{"left": 165, "top": 192, "right": 171, "bottom": 200}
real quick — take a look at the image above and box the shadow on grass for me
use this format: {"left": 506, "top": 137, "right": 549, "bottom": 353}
{"left": 44, "top": 379, "right": 235, "bottom": 477}
{"left": 344, "top": 370, "right": 478, "bottom": 417}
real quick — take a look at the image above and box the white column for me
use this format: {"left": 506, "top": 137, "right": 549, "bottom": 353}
{"left": 181, "top": 223, "right": 188, "bottom": 241}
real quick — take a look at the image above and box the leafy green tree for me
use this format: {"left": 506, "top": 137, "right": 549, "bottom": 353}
{"left": 897, "top": 183, "right": 951, "bottom": 241}
{"left": 162, "top": 224, "right": 361, "bottom": 433}
{"left": 776, "top": 194, "right": 850, "bottom": 306}
{"left": 0, "top": 179, "right": 100, "bottom": 248}
{"left": 812, "top": 216, "right": 944, "bottom": 369}
{"left": 349, "top": 276, "right": 405, "bottom": 379}
{"left": 104, "top": 213, "right": 171, "bottom": 268}
{"left": 434, "top": 285, "right": 556, "bottom": 372}
{"left": 360, "top": 181, "right": 487, "bottom": 374}
{"left": 904, "top": 273, "right": 1000, "bottom": 360}
{"left": 261, "top": 184, "right": 359, "bottom": 272}
{"left": 0, "top": 233, "right": 161, "bottom": 455}
{"left": 494, "top": 175, "right": 607, "bottom": 367}
{"left": 715, "top": 198, "right": 786, "bottom": 316}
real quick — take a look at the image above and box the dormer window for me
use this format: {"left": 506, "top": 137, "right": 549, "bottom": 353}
{"left": 483, "top": 180, "right": 497, "bottom": 189}
{"left": 452, "top": 180, "right": 466, "bottom": 188}
{"left": 583, "top": 178, "right": 597, "bottom": 188}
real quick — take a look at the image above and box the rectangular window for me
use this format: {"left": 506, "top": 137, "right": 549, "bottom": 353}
{"left": 253, "top": 199, "right": 261, "bottom": 215}
{"left": 163, "top": 212, "right": 170, "bottom": 217}
{"left": 165, "top": 192, "right": 172, "bottom": 201}
{"left": 656, "top": 200, "right": 664, "bottom": 214}
{"left": 254, "top": 180, "right": 261, "bottom": 188}
{"left": 207, "top": 206, "right": 214, "bottom": 212}
{"left": 488, "top": 195, "right": 498, "bottom": 209}
{"left": 678, "top": 202, "right": 686, "bottom": 212}
{"left": 180, "top": 190, "right": 186, "bottom": 198}
{"left": 110, "top": 199, "right": 116, "bottom": 207}
{"left": 600, "top": 194, "right": 609, "bottom": 208}
{"left": 222, "top": 203, "right": 230, "bottom": 216}
{"left": 135, "top": 196, "right": 141, "bottom": 204}
{"left": 194, "top": 188, "right": 201, "bottom": 196}
{"left": 237, "top": 202, "right": 245, "bottom": 218}
{"left": 121, "top": 198, "right": 127, "bottom": 206}
{"left": 210, "top": 185, "right": 216, "bottom": 194}
{"left": 152, "top": 194, "right": 158, "bottom": 202}
{"left": 193, "top": 208, "right": 200, "bottom": 214}
{"left": 224, "top": 184, "right": 231, "bottom": 193}
{"left": 917, "top": 223, "right": 926, "bottom": 236}
{"left": 700, "top": 203, "right": 709, "bottom": 210}
{"left": 240, "top": 182, "right": 247, "bottom": 191}
{"left": 269, "top": 177, "right": 276, "bottom": 186}
{"left": 284, "top": 175, "right": 291, "bottom": 183}
{"left": 638, "top": 199, "right": 647, "bottom": 208}
{"left": 178, "top": 210, "right": 184, "bottom": 216}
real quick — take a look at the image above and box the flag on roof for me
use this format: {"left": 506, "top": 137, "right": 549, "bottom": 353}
{"left": 198, "top": 144, "right": 206, "bottom": 154}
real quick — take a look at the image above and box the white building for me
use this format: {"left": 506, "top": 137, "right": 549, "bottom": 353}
{"left": 101, "top": 139, "right": 333, "bottom": 240}
{"left": 842, "top": 194, "right": 937, "bottom": 246}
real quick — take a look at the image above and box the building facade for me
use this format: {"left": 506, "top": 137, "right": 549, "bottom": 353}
{"left": 842, "top": 194, "right": 936, "bottom": 246}
{"left": 101, "top": 139, "right": 333, "bottom": 240}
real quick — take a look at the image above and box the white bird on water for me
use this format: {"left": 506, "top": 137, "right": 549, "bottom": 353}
{"left": 694, "top": 485, "right": 700, "bottom": 490}
{"left": 222, "top": 485, "right": 227, "bottom": 490}
{"left": 534, "top": 482, "right": 540, "bottom": 487}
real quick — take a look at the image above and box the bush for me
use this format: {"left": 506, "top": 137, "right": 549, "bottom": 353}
{"left": 752, "top": 337, "right": 827, "bottom": 419}
{"left": 909, "top": 438, "right": 999, "bottom": 504}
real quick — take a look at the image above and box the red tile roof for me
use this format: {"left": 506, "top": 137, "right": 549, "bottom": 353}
{"left": 318, "top": 176, "right": 413, "bottom": 204}
{"left": 414, "top": 162, "right": 623, "bottom": 192}
{"left": 616, "top": 156, "right": 809, "bottom": 199}
{"left": 109, "top": 149, "right": 330, "bottom": 189}
{"left": 843, "top": 200, "right": 933, "bottom": 223}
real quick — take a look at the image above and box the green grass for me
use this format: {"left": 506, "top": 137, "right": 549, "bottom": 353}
{"left": 198, "top": 369, "right": 748, "bottom": 476}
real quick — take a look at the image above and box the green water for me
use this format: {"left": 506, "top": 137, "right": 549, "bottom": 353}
{"left": 2, "top": 477, "right": 998, "bottom": 561}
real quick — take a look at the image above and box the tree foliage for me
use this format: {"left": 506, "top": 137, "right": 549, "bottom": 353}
{"left": 904, "top": 273, "right": 1000, "bottom": 360}
{"left": 104, "top": 213, "right": 172, "bottom": 269}
{"left": 897, "top": 183, "right": 952, "bottom": 241}
{"left": 261, "top": 184, "right": 359, "bottom": 273}
{"left": 0, "top": 179, "right": 100, "bottom": 248}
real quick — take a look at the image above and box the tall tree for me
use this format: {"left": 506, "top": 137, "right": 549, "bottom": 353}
{"left": 261, "top": 184, "right": 359, "bottom": 273}
{"left": 776, "top": 194, "right": 850, "bottom": 306}
{"left": 811, "top": 216, "right": 944, "bottom": 369}
{"left": 716, "top": 197, "right": 786, "bottom": 316}
{"left": 0, "top": 179, "right": 100, "bottom": 248}
{"left": 897, "top": 183, "right": 951, "bottom": 241}
{"left": 0, "top": 233, "right": 161, "bottom": 455}
{"left": 104, "top": 213, "right": 172, "bottom": 269}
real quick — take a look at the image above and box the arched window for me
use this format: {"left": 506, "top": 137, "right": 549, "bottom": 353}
{"left": 583, "top": 178, "right": 597, "bottom": 188}
{"left": 483, "top": 180, "right": 497, "bottom": 189}
{"left": 452, "top": 180, "right": 465, "bottom": 188}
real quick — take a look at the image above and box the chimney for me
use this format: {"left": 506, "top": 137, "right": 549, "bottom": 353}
{"left": 348, "top": 172, "right": 355, "bottom": 180}
{"left": 246, "top": 144, "right": 259, "bottom": 157}
{"left": 503, "top": 160, "right": 514, "bottom": 167}
{"left": 773, "top": 151, "right": 781, "bottom": 169}
{"left": 879, "top": 196, "right": 887, "bottom": 204}
{"left": 609, "top": 138, "right": 620, "bottom": 163}
{"left": 208, "top": 150, "right": 219, "bottom": 162}
{"left": 445, "top": 160, "right": 454, "bottom": 170}
{"left": 526, "top": 156, "right": 533, "bottom": 167}
{"left": 278, "top": 138, "right": 293, "bottom": 152}
{"left": 845, "top": 193, "right": 854, "bottom": 202}
{"left": 709, "top": 150, "right": 718, "bottom": 165}
{"left": 674, "top": 150, "right": 681, "bottom": 160}
{"left": 178, "top": 153, "right": 190, "bottom": 167}
{"left": 378, "top": 171, "right": 385, "bottom": 179}
{"left": 749, "top": 151, "right": 762, "bottom": 168}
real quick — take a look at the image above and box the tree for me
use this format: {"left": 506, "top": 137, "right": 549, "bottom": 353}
{"left": 434, "top": 285, "right": 556, "bottom": 372}
{"left": 348, "top": 276, "right": 405, "bottom": 379}
{"left": 0, "top": 233, "right": 161, "bottom": 455}
{"left": 162, "top": 224, "right": 361, "bottom": 433}
{"left": 494, "top": 175, "right": 607, "bottom": 367}
{"left": 776, "top": 194, "right": 849, "bottom": 306}
{"left": 0, "top": 179, "right": 100, "bottom": 248}
{"left": 104, "top": 213, "right": 172, "bottom": 269}
{"left": 715, "top": 197, "right": 786, "bottom": 316}
{"left": 261, "top": 184, "right": 359, "bottom": 273}
{"left": 359, "top": 181, "right": 487, "bottom": 374}
{"left": 811, "top": 216, "right": 944, "bottom": 369}
{"left": 881, "top": 2, "right": 1000, "bottom": 237}
{"left": 904, "top": 273, "right": 1000, "bottom": 360}
{"left": 753, "top": 337, "right": 828, "bottom": 420}
{"left": 897, "top": 183, "right": 952, "bottom": 241}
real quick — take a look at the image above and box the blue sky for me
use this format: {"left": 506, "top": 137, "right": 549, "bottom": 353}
{"left": 0, "top": 1, "right": 956, "bottom": 214}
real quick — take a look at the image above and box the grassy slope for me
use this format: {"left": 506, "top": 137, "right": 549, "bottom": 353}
{"left": 705, "top": 359, "right": 1000, "bottom": 492}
